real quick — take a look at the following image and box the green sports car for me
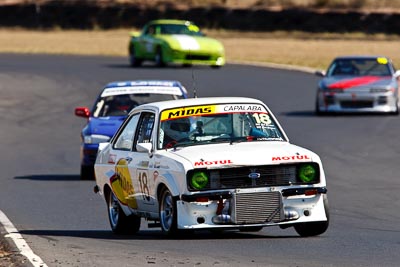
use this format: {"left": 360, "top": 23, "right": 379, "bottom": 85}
{"left": 128, "top": 20, "right": 225, "bottom": 68}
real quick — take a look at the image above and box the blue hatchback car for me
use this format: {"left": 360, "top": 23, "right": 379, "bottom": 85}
{"left": 75, "top": 80, "right": 188, "bottom": 179}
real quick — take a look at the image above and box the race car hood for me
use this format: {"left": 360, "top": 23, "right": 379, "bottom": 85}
{"left": 87, "top": 116, "right": 126, "bottom": 137}
{"left": 159, "top": 34, "right": 224, "bottom": 54}
{"left": 169, "top": 141, "right": 317, "bottom": 169}
{"left": 319, "top": 75, "right": 395, "bottom": 91}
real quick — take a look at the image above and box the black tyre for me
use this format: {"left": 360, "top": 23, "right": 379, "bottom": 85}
{"left": 294, "top": 195, "right": 329, "bottom": 237}
{"left": 107, "top": 189, "right": 141, "bottom": 235}
{"left": 392, "top": 98, "right": 399, "bottom": 115}
{"left": 155, "top": 47, "right": 165, "bottom": 67}
{"left": 315, "top": 100, "right": 322, "bottom": 116}
{"left": 159, "top": 187, "right": 178, "bottom": 235}
{"left": 129, "top": 46, "right": 142, "bottom": 67}
{"left": 80, "top": 165, "right": 94, "bottom": 180}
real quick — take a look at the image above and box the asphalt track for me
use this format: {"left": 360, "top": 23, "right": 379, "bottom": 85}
{"left": 0, "top": 53, "right": 399, "bottom": 267}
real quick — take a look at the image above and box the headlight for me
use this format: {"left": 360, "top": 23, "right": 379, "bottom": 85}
{"left": 297, "top": 164, "right": 319, "bottom": 183}
{"left": 84, "top": 134, "right": 110, "bottom": 144}
{"left": 190, "top": 171, "right": 209, "bottom": 190}
{"left": 370, "top": 88, "right": 389, "bottom": 93}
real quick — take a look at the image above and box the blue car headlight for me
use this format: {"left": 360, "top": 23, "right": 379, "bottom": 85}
{"left": 84, "top": 134, "right": 110, "bottom": 144}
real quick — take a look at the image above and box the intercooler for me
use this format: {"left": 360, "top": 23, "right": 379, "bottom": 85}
{"left": 231, "top": 191, "right": 283, "bottom": 224}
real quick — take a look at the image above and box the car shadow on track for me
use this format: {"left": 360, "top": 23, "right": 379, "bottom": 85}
{"left": 282, "top": 111, "right": 316, "bottom": 117}
{"left": 18, "top": 229, "right": 301, "bottom": 240}
{"left": 14, "top": 174, "right": 81, "bottom": 181}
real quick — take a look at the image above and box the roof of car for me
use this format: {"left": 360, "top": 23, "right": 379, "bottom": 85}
{"left": 133, "top": 97, "right": 266, "bottom": 113}
{"left": 105, "top": 80, "right": 183, "bottom": 89}
{"left": 146, "top": 19, "right": 194, "bottom": 26}
{"left": 101, "top": 80, "right": 186, "bottom": 97}
{"left": 333, "top": 55, "right": 390, "bottom": 60}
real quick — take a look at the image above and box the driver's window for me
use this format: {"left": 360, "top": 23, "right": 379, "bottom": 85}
{"left": 134, "top": 112, "right": 155, "bottom": 149}
{"left": 146, "top": 25, "right": 155, "bottom": 35}
{"left": 113, "top": 113, "right": 140, "bottom": 150}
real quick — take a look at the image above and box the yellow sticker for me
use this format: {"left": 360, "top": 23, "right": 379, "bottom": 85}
{"left": 188, "top": 24, "right": 199, "bottom": 32}
{"left": 110, "top": 158, "right": 138, "bottom": 208}
{"left": 161, "top": 105, "right": 216, "bottom": 121}
{"left": 377, "top": 57, "right": 388, "bottom": 64}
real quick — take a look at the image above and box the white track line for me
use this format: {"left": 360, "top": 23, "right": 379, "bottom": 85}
{"left": 0, "top": 209, "right": 48, "bottom": 267}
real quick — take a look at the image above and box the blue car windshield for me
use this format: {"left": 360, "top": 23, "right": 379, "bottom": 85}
{"left": 93, "top": 93, "right": 181, "bottom": 117}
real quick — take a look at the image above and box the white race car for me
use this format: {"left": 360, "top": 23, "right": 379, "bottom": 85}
{"left": 94, "top": 97, "right": 329, "bottom": 236}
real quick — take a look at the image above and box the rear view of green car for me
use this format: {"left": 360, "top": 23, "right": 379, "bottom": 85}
{"left": 129, "top": 20, "right": 225, "bottom": 68}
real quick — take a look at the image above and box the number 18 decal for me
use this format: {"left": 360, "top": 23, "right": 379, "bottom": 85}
{"left": 137, "top": 169, "right": 154, "bottom": 205}
{"left": 252, "top": 113, "right": 271, "bottom": 125}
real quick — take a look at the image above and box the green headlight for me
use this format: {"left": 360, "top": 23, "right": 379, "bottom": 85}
{"left": 191, "top": 172, "right": 209, "bottom": 190}
{"left": 298, "top": 164, "right": 317, "bottom": 183}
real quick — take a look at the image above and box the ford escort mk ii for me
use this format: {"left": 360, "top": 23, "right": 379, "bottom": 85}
{"left": 94, "top": 97, "right": 329, "bottom": 236}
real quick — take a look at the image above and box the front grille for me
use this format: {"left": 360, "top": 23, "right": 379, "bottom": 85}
{"left": 232, "top": 191, "right": 283, "bottom": 224}
{"left": 187, "top": 163, "right": 320, "bottom": 191}
{"left": 217, "top": 166, "right": 296, "bottom": 188}
{"left": 340, "top": 101, "right": 373, "bottom": 108}
{"left": 186, "top": 54, "right": 211, "bottom": 60}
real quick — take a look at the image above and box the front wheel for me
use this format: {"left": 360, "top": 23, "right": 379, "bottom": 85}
{"left": 159, "top": 187, "right": 177, "bottom": 235}
{"left": 129, "top": 46, "right": 142, "bottom": 67}
{"left": 392, "top": 98, "right": 399, "bottom": 115}
{"left": 294, "top": 195, "right": 329, "bottom": 237}
{"left": 107, "top": 189, "right": 141, "bottom": 234}
{"left": 315, "top": 99, "right": 322, "bottom": 116}
{"left": 155, "top": 47, "right": 165, "bottom": 67}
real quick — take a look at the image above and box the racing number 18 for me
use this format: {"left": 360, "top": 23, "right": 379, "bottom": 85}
{"left": 138, "top": 171, "right": 151, "bottom": 202}
{"left": 252, "top": 113, "right": 271, "bottom": 125}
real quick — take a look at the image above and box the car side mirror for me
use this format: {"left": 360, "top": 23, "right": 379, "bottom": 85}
{"left": 394, "top": 70, "right": 400, "bottom": 79}
{"left": 98, "top": 142, "right": 109, "bottom": 152}
{"left": 75, "top": 107, "right": 90, "bottom": 118}
{"left": 315, "top": 70, "right": 326, "bottom": 77}
{"left": 136, "top": 142, "right": 152, "bottom": 153}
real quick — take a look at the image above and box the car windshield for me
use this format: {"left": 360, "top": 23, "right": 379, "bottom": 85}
{"left": 155, "top": 24, "right": 204, "bottom": 36}
{"left": 326, "top": 57, "right": 392, "bottom": 76}
{"left": 158, "top": 103, "right": 285, "bottom": 149}
{"left": 93, "top": 93, "right": 181, "bottom": 117}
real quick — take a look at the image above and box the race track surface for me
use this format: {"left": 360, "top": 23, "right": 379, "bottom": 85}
{"left": 0, "top": 54, "right": 399, "bottom": 267}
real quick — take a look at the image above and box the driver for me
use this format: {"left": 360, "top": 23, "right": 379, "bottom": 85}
{"left": 160, "top": 118, "right": 191, "bottom": 149}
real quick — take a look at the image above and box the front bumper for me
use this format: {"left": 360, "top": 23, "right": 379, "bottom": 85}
{"left": 176, "top": 187, "right": 327, "bottom": 230}
{"left": 317, "top": 91, "right": 398, "bottom": 113}
{"left": 166, "top": 49, "right": 225, "bottom": 66}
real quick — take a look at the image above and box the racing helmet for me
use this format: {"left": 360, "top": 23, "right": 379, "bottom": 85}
{"left": 336, "top": 61, "right": 358, "bottom": 75}
{"left": 111, "top": 95, "right": 136, "bottom": 111}
{"left": 104, "top": 95, "right": 138, "bottom": 116}
{"left": 163, "top": 118, "right": 191, "bottom": 141}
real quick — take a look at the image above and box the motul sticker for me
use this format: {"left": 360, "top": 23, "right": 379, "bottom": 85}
{"left": 272, "top": 155, "right": 311, "bottom": 161}
{"left": 194, "top": 160, "right": 233, "bottom": 167}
